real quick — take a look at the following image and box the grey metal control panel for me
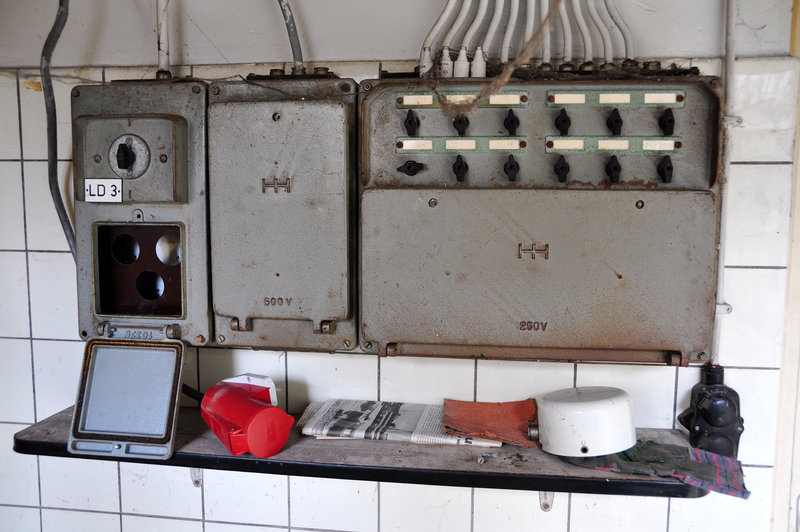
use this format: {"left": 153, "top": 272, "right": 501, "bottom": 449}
{"left": 359, "top": 79, "right": 721, "bottom": 365}
{"left": 207, "top": 79, "right": 357, "bottom": 351}
{"left": 72, "top": 81, "right": 210, "bottom": 345}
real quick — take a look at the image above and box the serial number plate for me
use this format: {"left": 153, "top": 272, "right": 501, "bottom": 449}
{"left": 84, "top": 179, "right": 122, "bottom": 203}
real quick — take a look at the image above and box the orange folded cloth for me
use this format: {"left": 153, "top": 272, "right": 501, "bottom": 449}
{"left": 443, "top": 398, "right": 539, "bottom": 448}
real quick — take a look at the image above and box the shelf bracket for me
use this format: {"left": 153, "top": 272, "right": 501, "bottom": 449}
{"left": 539, "top": 490, "right": 554, "bottom": 511}
{"left": 190, "top": 467, "right": 203, "bottom": 488}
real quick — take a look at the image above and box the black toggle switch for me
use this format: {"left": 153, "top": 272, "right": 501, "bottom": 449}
{"left": 453, "top": 155, "right": 468, "bottom": 182}
{"left": 453, "top": 115, "right": 469, "bottom": 136}
{"left": 657, "top": 155, "right": 673, "bottom": 183}
{"left": 397, "top": 160, "right": 424, "bottom": 176}
{"left": 503, "top": 109, "right": 520, "bottom": 136}
{"left": 658, "top": 108, "right": 675, "bottom": 136}
{"left": 404, "top": 110, "right": 420, "bottom": 136}
{"left": 606, "top": 108, "right": 623, "bottom": 136}
{"left": 605, "top": 155, "right": 621, "bottom": 183}
{"left": 554, "top": 155, "right": 570, "bottom": 182}
{"left": 503, "top": 154, "right": 520, "bottom": 181}
{"left": 554, "top": 109, "right": 571, "bottom": 136}
{"left": 116, "top": 143, "right": 136, "bottom": 171}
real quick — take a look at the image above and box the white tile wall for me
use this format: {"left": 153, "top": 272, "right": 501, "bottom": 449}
{"left": 0, "top": 423, "right": 40, "bottom": 506}
{"left": 0, "top": 162, "right": 25, "bottom": 250}
{"left": 379, "top": 483, "right": 471, "bottom": 532}
{"left": 41, "top": 508, "right": 121, "bottom": 532}
{"left": 119, "top": 463, "right": 203, "bottom": 519}
{"left": 203, "top": 469, "right": 288, "bottom": 526}
{"left": 723, "top": 164, "right": 792, "bottom": 268}
{"left": 473, "top": 488, "right": 569, "bottom": 532}
{"left": 23, "top": 161, "right": 73, "bottom": 252}
{"left": 39, "top": 456, "right": 119, "bottom": 512}
{"left": 576, "top": 363, "right": 677, "bottom": 429}
{"left": 289, "top": 476, "right": 378, "bottom": 531}
{"left": 0, "top": 53, "right": 793, "bottom": 531}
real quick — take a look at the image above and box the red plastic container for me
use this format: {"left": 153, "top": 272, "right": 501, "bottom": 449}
{"left": 201, "top": 375, "right": 294, "bottom": 458}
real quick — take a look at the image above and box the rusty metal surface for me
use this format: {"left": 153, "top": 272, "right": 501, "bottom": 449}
{"left": 72, "top": 81, "right": 210, "bottom": 345}
{"left": 207, "top": 79, "right": 357, "bottom": 351}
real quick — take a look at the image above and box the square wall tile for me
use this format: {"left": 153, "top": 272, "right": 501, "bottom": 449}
{"left": 0, "top": 162, "right": 25, "bottom": 250}
{"left": 380, "top": 356, "right": 474, "bottom": 403}
{"left": 669, "top": 466, "right": 773, "bottom": 531}
{"left": 19, "top": 68, "right": 102, "bottom": 160}
{"left": 199, "top": 348, "right": 286, "bottom": 407}
{"left": 476, "top": 360, "right": 574, "bottom": 402}
{"left": 0, "top": 423, "right": 40, "bottom": 506}
{"left": 473, "top": 488, "right": 569, "bottom": 532}
{"left": 28, "top": 251, "right": 79, "bottom": 340}
{"left": 205, "top": 525, "right": 286, "bottom": 532}
{"left": 23, "top": 161, "right": 73, "bottom": 252}
{"left": 0, "top": 251, "right": 30, "bottom": 337}
{"left": 723, "top": 164, "right": 792, "bottom": 267}
{"left": 289, "top": 476, "right": 378, "bottom": 531}
{"left": 0, "top": 338, "right": 35, "bottom": 422}
{"left": 569, "top": 493, "right": 668, "bottom": 532}
{"left": 120, "top": 463, "right": 202, "bottom": 519}
{"left": 729, "top": 57, "right": 800, "bottom": 163}
{"left": 286, "top": 352, "right": 377, "bottom": 413}
{"left": 576, "top": 363, "right": 676, "bottom": 428}
{"left": 42, "top": 509, "right": 120, "bottom": 532}
{"left": 0, "top": 505, "right": 40, "bottom": 532}
{"left": 203, "top": 469, "right": 288, "bottom": 526}
{"left": 678, "top": 367, "right": 780, "bottom": 466}
{"left": 380, "top": 483, "right": 471, "bottom": 532}
{"left": 121, "top": 516, "right": 202, "bottom": 532}
{"left": 32, "top": 340, "right": 83, "bottom": 421}
{"left": 40, "top": 456, "right": 119, "bottom": 511}
{"left": 0, "top": 70, "right": 20, "bottom": 159}
{"left": 718, "top": 268, "right": 786, "bottom": 368}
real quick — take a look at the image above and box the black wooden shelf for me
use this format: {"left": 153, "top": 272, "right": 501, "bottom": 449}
{"left": 14, "top": 407, "right": 706, "bottom": 498}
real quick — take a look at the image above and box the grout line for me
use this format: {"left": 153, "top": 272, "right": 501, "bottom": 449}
{"left": 730, "top": 161, "right": 794, "bottom": 165}
{"left": 742, "top": 464, "right": 774, "bottom": 469}
{"left": 376, "top": 481, "right": 381, "bottom": 532}
{"left": 101, "top": 67, "right": 106, "bottom": 84}
{"left": 0, "top": 336, "right": 83, "bottom": 343}
{"left": 469, "top": 487, "right": 475, "bottom": 532}
{"left": 0, "top": 420, "right": 34, "bottom": 426}
{"left": 566, "top": 492, "right": 572, "bottom": 532}
{"left": 573, "top": 363, "right": 577, "bottom": 387}
{"left": 376, "top": 353, "right": 381, "bottom": 402}
{"left": 287, "top": 476, "right": 292, "bottom": 531}
{"left": 724, "top": 265, "right": 787, "bottom": 270}
{"left": 671, "top": 366, "right": 679, "bottom": 430}
{"left": 665, "top": 498, "right": 671, "bottom": 532}
{"left": 10, "top": 249, "right": 72, "bottom": 254}
{"left": 200, "top": 465, "right": 206, "bottom": 532}
{"left": 284, "top": 351, "right": 289, "bottom": 411}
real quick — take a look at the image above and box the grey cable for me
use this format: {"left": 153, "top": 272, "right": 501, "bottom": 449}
{"left": 276, "top": 0, "right": 305, "bottom": 74}
{"left": 41, "top": 0, "right": 76, "bottom": 260}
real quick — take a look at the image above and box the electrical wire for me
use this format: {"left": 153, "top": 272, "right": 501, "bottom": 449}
{"left": 182, "top": 384, "right": 205, "bottom": 402}
{"left": 570, "top": 0, "right": 592, "bottom": 63}
{"left": 558, "top": 0, "right": 572, "bottom": 62}
{"left": 442, "top": 0, "right": 474, "bottom": 50}
{"left": 482, "top": 0, "right": 506, "bottom": 53}
{"left": 462, "top": 0, "right": 490, "bottom": 49}
{"left": 421, "top": 0, "right": 459, "bottom": 57}
{"left": 587, "top": 0, "right": 612, "bottom": 63}
{"left": 41, "top": 0, "right": 76, "bottom": 260}
{"left": 500, "top": 0, "right": 520, "bottom": 62}
{"left": 604, "top": 0, "right": 634, "bottom": 58}
{"left": 275, "top": 0, "right": 305, "bottom": 74}
{"left": 524, "top": 0, "right": 537, "bottom": 43}
{"left": 540, "top": 0, "right": 551, "bottom": 63}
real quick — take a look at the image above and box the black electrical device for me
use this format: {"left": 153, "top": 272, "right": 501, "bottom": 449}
{"left": 678, "top": 365, "right": 744, "bottom": 458}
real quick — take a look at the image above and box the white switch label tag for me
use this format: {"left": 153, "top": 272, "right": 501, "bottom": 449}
{"left": 84, "top": 179, "right": 122, "bottom": 203}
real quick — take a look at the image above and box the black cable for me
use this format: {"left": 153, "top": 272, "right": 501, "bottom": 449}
{"left": 41, "top": 0, "right": 77, "bottom": 260}
{"left": 182, "top": 383, "right": 205, "bottom": 402}
{"left": 275, "top": 0, "right": 305, "bottom": 74}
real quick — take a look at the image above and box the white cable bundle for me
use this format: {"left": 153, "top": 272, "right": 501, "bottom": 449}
{"left": 500, "top": 0, "right": 520, "bottom": 63}
{"left": 558, "top": 0, "right": 572, "bottom": 63}
{"left": 570, "top": 0, "right": 592, "bottom": 64}
{"left": 441, "top": 0, "right": 474, "bottom": 77}
{"left": 456, "top": 0, "right": 489, "bottom": 77}
{"left": 419, "top": 0, "right": 460, "bottom": 75}
{"left": 604, "top": 0, "right": 635, "bottom": 59}
{"left": 586, "top": 0, "right": 613, "bottom": 63}
{"left": 540, "top": 0, "right": 551, "bottom": 64}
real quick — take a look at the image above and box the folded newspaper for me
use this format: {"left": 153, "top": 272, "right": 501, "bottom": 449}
{"left": 298, "top": 399, "right": 501, "bottom": 447}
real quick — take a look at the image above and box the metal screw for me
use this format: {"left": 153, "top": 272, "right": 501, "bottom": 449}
{"left": 93, "top": 154, "right": 102, "bottom": 163}
{"left": 165, "top": 325, "right": 178, "bottom": 338}
{"left": 364, "top": 342, "right": 373, "bottom": 350}
{"left": 211, "top": 86, "right": 220, "bottom": 95}
{"left": 676, "top": 94, "right": 685, "bottom": 102}
{"left": 520, "top": 95, "right": 528, "bottom": 102}
{"left": 547, "top": 95, "right": 555, "bottom": 102}
{"left": 519, "top": 140, "right": 527, "bottom": 148}
{"left": 343, "top": 338, "right": 352, "bottom": 348}
{"left": 192, "top": 85, "right": 201, "bottom": 94}
{"left": 428, "top": 198, "right": 438, "bottom": 208}
{"left": 546, "top": 141, "right": 554, "bottom": 148}
{"left": 159, "top": 154, "right": 168, "bottom": 163}
{"left": 272, "top": 112, "right": 281, "bottom": 121}
{"left": 635, "top": 200, "right": 645, "bottom": 209}
{"left": 340, "top": 82, "right": 351, "bottom": 93}
{"left": 396, "top": 97, "right": 403, "bottom": 104}
{"left": 710, "top": 79, "right": 721, "bottom": 89}
{"left": 194, "top": 335, "right": 205, "bottom": 344}
{"left": 71, "top": 88, "right": 80, "bottom": 97}
{"left": 363, "top": 83, "right": 372, "bottom": 91}
{"left": 217, "top": 334, "right": 226, "bottom": 343}
{"left": 675, "top": 141, "right": 683, "bottom": 149}
{"left": 396, "top": 141, "right": 404, "bottom": 149}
